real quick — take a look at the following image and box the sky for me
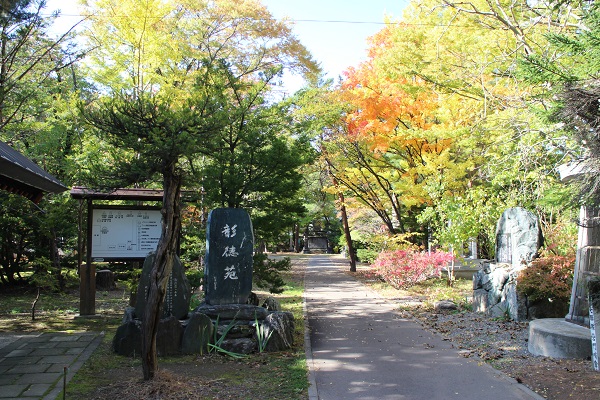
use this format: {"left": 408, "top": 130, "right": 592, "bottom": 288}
{"left": 45, "top": 0, "right": 409, "bottom": 93}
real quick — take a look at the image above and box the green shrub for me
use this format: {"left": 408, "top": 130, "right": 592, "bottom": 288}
{"left": 356, "top": 248, "right": 379, "bottom": 264}
{"left": 185, "top": 269, "right": 203, "bottom": 292}
{"left": 517, "top": 255, "right": 574, "bottom": 303}
{"left": 253, "top": 253, "right": 291, "bottom": 294}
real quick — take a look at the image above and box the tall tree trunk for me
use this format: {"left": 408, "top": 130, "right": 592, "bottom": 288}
{"left": 50, "top": 229, "right": 63, "bottom": 291}
{"left": 141, "top": 163, "right": 182, "bottom": 381}
{"left": 77, "top": 200, "right": 85, "bottom": 274}
{"left": 326, "top": 160, "right": 357, "bottom": 271}
{"left": 338, "top": 189, "right": 356, "bottom": 272}
{"left": 294, "top": 222, "right": 300, "bottom": 253}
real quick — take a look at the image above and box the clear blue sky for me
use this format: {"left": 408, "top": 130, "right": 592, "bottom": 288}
{"left": 46, "top": 0, "right": 408, "bottom": 92}
{"left": 261, "top": 1, "right": 408, "bottom": 82}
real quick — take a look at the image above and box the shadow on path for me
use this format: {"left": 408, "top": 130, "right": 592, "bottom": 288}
{"left": 304, "top": 254, "right": 543, "bottom": 400}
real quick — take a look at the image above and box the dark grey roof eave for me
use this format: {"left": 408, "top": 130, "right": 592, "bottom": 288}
{"left": 0, "top": 141, "right": 68, "bottom": 194}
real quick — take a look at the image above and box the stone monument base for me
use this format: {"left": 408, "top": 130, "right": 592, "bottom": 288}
{"left": 112, "top": 297, "right": 295, "bottom": 357}
{"left": 473, "top": 261, "right": 526, "bottom": 321}
{"left": 528, "top": 318, "right": 591, "bottom": 359}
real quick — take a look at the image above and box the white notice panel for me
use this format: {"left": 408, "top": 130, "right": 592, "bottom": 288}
{"left": 91, "top": 208, "right": 162, "bottom": 259}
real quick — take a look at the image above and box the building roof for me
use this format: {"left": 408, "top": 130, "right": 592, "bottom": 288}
{"left": 70, "top": 186, "right": 198, "bottom": 202}
{"left": 0, "top": 141, "right": 68, "bottom": 203}
{"left": 70, "top": 186, "right": 165, "bottom": 201}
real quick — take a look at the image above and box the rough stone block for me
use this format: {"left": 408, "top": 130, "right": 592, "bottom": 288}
{"left": 434, "top": 300, "right": 458, "bottom": 311}
{"left": 112, "top": 320, "right": 142, "bottom": 357}
{"left": 220, "top": 338, "right": 256, "bottom": 354}
{"left": 156, "top": 316, "right": 183, "bottom": 356}
{"left": 473, "top": 289, "right": 488, "bottom": 313}
{"left": 195, "top": 304, "right": 268, "bottom": 320}
{"left": 263, "top": 311, "right": 295, "bottom": 352}
{"left": 261, "top": 296, "right": 281, "bottom": 312}
{"left": 246, "top": 292, "right": 260, "bottom": 306}
{"left": 122, "top": 307, "right": 136, "bottom": 323}
{"left": 181, "top": 312, "right": 214, "bottom": 355}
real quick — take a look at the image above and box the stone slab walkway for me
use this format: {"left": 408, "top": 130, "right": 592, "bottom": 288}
{"left": 0, "top": 332, "right": 102, "bottom": 400}
{"left": 304, "top": 254, "right": 545, "bottom": 400}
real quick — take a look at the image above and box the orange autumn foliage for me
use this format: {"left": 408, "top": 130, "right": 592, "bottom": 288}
{"left": 340, "top": 27, "right": 447, "bottom": 155}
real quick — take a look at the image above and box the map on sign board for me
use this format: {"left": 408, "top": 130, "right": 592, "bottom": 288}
{"left": 91, "top": 208, "right": 162, "bottom": 259}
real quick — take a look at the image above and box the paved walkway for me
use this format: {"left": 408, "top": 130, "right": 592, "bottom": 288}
{"left": 304, "top": 255, "right": 545, "bottom": 400}
{"left": 0, "top": 332, "right": 102, "bottom": 400}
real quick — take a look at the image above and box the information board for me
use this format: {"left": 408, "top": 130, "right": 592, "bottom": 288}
{"left": 91, "top": 208, "right": 162, "bottom": 259}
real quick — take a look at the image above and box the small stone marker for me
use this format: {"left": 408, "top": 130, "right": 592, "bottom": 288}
{"left": 204, "top": 208, "right": 254, "bottom": 305}
{"left": 495, "top": 207, "right": 542, "bottom": 267}
{"left": 134, "top": 253, "right": 192, "bottom": 320}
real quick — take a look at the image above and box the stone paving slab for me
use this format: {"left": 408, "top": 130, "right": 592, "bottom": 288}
{"left": 0, "top": 332, "right": 102, "bottom": 399}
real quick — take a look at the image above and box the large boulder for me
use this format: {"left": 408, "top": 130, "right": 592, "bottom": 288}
{"left": 112, "top": 319, "right": 142, "bottom": 357}
{"left": 156, "top": 316, "right": 184, "bottom": 356}
{"left": 112, "top": 315, "right": 184, "bottom": 357}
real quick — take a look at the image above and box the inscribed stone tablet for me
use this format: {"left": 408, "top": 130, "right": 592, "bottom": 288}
{"left": 135, "top": 253, "right": 192, "bottom": 320}
{"left": 495, "top": 207, "right": 542, "bottom": 267}
{"left": 204, "top": 208, "right": 254, "bottom": 305}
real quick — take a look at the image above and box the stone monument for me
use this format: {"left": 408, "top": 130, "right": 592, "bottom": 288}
{"left": 113, "top": 253, "right": 203, "bottom": 356}
{"left": 473, "top": 207, "right": 543, "bottom": 320}
{"left": 204, "top": 208, "right": 254, "bottom": 305}
{"left": 566, "top": 206, "right": 600, "bottom": 326}
{"left": 302, "top": 235, "right": 330, "bottom": 254}
{"left": 495, "top": 207, "right": 543, "bottom": 267}
{"left": 134, "top": 253, "right": 192, "bottom": 320}
{"left": 113, "top": 208, "right": 295, "bottom": 357}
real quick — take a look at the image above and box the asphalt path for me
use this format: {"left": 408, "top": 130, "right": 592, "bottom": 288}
{"left": 303, "top": 254, "right": 544, "bottom": 400}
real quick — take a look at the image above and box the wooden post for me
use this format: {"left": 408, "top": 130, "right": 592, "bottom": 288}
{"left": 80, "top": 199, "right": 96, "bottom": 316}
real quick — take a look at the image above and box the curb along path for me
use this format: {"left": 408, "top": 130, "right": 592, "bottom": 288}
{"left": 0, "top": 332, "right": 102, "bottom": 400}
{"left": 303, "top": 254, "right": 544, "bottom": 400}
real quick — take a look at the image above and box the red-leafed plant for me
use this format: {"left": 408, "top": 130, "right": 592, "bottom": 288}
{"left": 370, "top": 250, "right": 454, "bottom": 289}
{"left": 517, "top": 255, "right": 575, "bottom": 303}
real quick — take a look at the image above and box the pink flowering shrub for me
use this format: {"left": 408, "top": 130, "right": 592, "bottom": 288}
{"left": 370, "top": 250, "right": 454, "bottom": 289}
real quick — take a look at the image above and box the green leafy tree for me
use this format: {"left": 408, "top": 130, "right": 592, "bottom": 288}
{"left": 0, "top": 0, "right": 85, "bottom": 288}
{"left": 196, "top": 84, "right": 314, "bottom": 248}
{"left": 520, "top": 1, "right": 600, "bottom": 205}
{"left": 79, "top": 0, "right": 317, "bottom": 380}
{"left": 352, "top": 0, "right": 583, "bottom": 252}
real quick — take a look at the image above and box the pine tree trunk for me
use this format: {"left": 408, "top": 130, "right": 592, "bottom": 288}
{"left": 141, "top": 163, "right": 182, "bottom": 380}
